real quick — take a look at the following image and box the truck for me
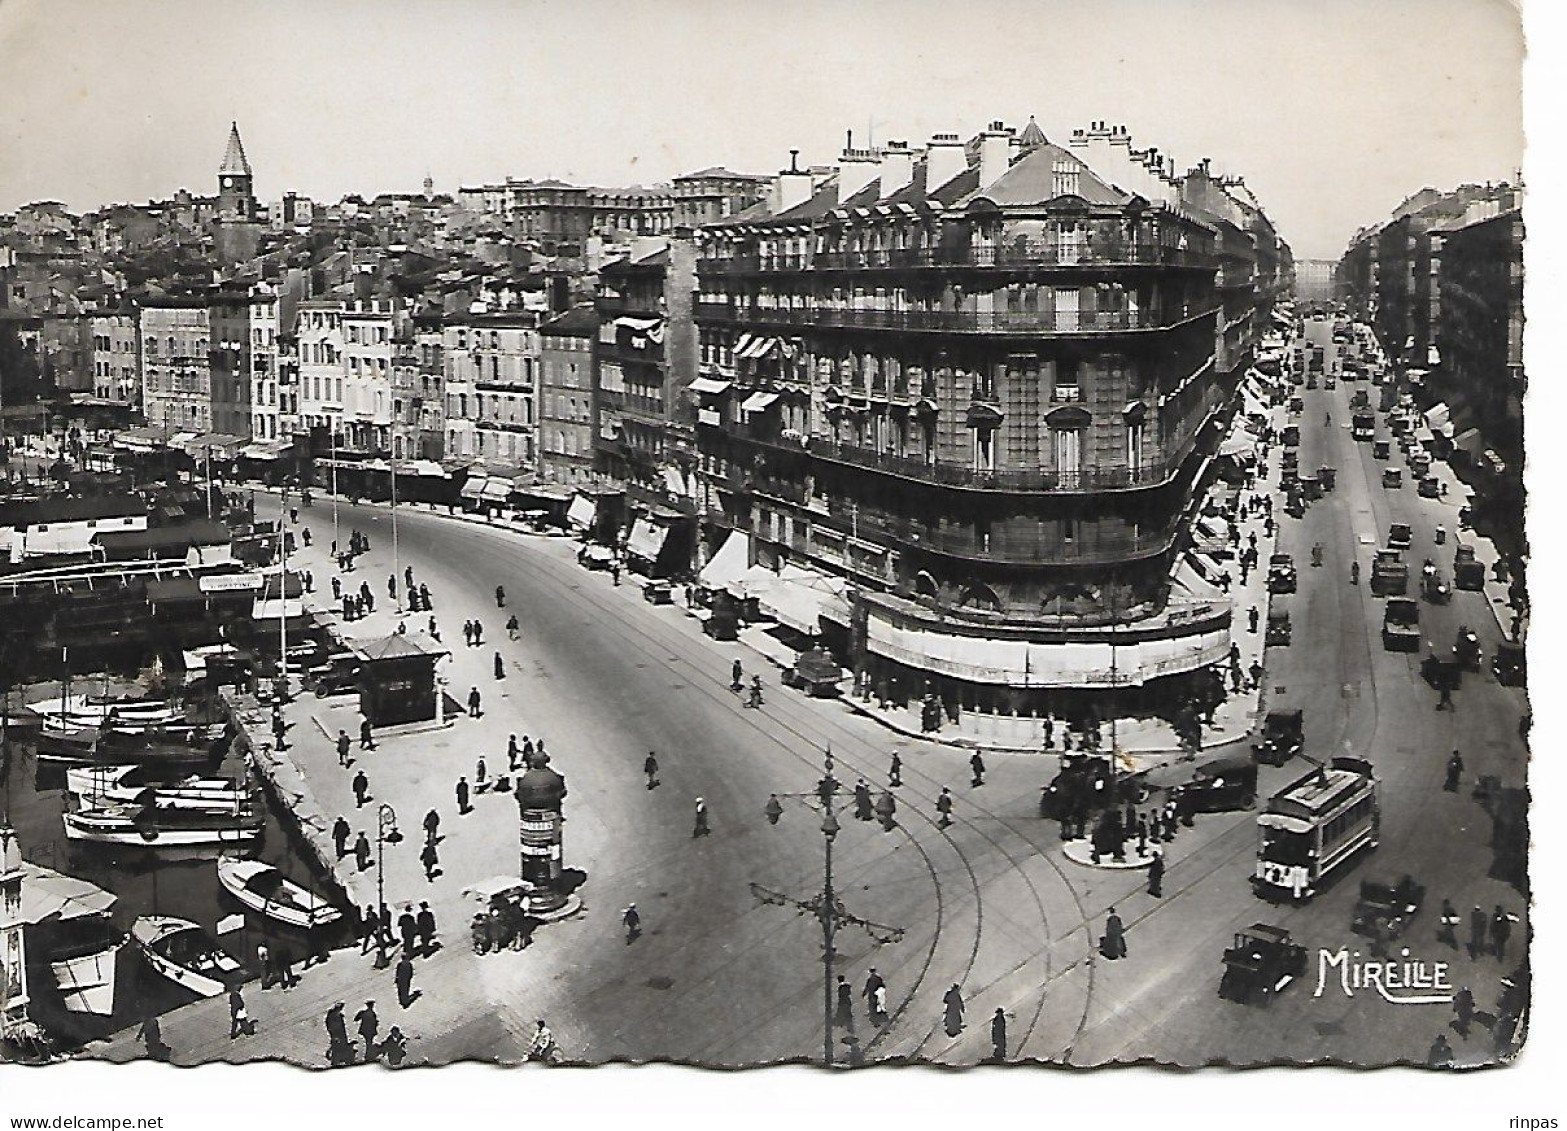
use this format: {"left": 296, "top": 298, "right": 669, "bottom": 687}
{"left": 1352, "top": 410, "right": 1376, "bottom": 441}
{"left": 1381, "top": 597, "right": 1421, "bottom": 652}
{"left": 1370, "top": 549, "right": 1408, "bottom": 596}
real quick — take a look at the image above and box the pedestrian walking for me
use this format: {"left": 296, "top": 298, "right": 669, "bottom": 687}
{"left": 990, "top": 1008, "right": 1008, "bottom": 1062}
{"left": 360, "top": 718, "right": 375, "bottom": 750}
{"left": 276, "top": 944, "right": 297, "bottom": 989}
{"left": 354, "top": 832, "right": 372, "bottom": 871}
{"left": 325, "top": 1002, "right": 352, "bottom": 1065}
{"left": 644, "top": 750, "right": 660, "bottom": 790}
{"left": 507, "top": 614, "right": 520, "bottom": 640}
{"left": 467, "top": 687, "right": 482, "bottom": 718}
{"left": 889, "top": 751, "right": 902, "bottom": 787}
{"left": 475, "top": 756, "right": 488, "bottom": 791}
{"left": 423, "top": 808, "right": 440, "bottom": 846}
{"left": 1101, "top": 907, "right": 1128, "bottom": 960}
{"left": 1468, "top": 906, "right": 1487, "bottom": 959}
{"left": 494, "top": 651, "right": 505, "bottom": 680}
{"left": 138, "top": 1014, "right": 170, "bottom": 1061}
{"left": 405, "top": 566, "right": 415, "bottom": 592}
{"left": 936, "top": 787, "right": 953, "bottom": 828}
{"left": 1491, "top": 905, "right": 1515, "bottom": 960}
{"left": 1452, "top": 986, "right": 1475, "bottom": 1039}
{"left": 623, "top": 903, "right": 641, "bottom": 944}
{"left": 1437, "top": 683, "right": 1453, "bottom": 711}
{"left": 1437, "top": 899, "right": 1460, "bottom": 950}
{"left": 333, "top": 815, "right": 350, "bottom": 859}
{"left": 942, "top": 984, "right": 965, "bottom": 1037}
{"left": 834, "top": 975, "right": 853, "bottom": 1029}
{"left": 862, "top": 968, "right": 886, "bottom": 1022}
{"left": 456, "top": 776, "right": 471, "bottom": 815}
{"left": 1445, "top": 750, "right": 1464, "bottom": 792}
{"left": 352, "top": 770, "right": 369, "bottom": 808}
{"left": 463, "top": 620, "right": 474, "bottom": 647}
{"left": 417, "top": 902, "right": 437, "bottom": 955}
{"left": 693, "top": 796, "right": 711, "bottom": 838}
{"left": 257, "top": 941, "right": 273, "bottom": 989}
{"left": 1427, "top": 1033, "right": 1454, "bottom": 1068}
{"left": 473, "top": 622, "right": 483, "bottom": 646}
{"left": 361, "top": 905, "right": 380, "bottom": 955}
{"left": 228, "top": 987, "right": 252, "bottom": 1038}
{"left": 420, "top": 840, "right": 439, "bottom": 882}
{"left": 969, "top": 752, "right": 985, "bottom": 787}
{"left": 419, "top": 583, "right": 430, "bottom": 609}
{"left": 1135, "top": 816, "right": 1148, "bottom": 855}
{"left": 853, "top": 779, "right": 873, "bottom": 820}
{"left": 398, "top": 906, "right": 417, "bottom": 958}
{"left": 1147, "top": 850, "right": 1165, "bottom": 898}
{"left": 395, "top": 955, "right": 415, "bottom": 1009}
{"left": 764, "top": 794, "right": 783, "bottom": 824}
{"left": 428, "top": 616, "right": 440, "bottom": 640}
{"left": 355, "top": 1001, "right": 380, "bottom": 1061}
{"left": 332, "top": 576, "right": 342, "bottom": 601}
{"left": 1248, "top": 606, "right": 1259, "bottom": 634}
{"left": 336, "top": 729, "right": 352, "bottom": 767}
{"left": 388, "top": 574, "right": 398, "bottom": 601}
{"left": 271, "top": 707, "right": 287, "bottom": 750}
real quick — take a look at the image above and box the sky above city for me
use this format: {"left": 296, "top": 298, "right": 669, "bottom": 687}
{"left": 0, "top": 0, "right": 1527, "bottom": 259}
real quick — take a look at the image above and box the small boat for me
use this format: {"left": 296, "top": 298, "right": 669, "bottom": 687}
{"left": 131, "top": 916, "right": 242, "bottom": 998}
{"left": 63, "top": 803, "right": 262, "bottom": 848}
{"left": 216, "top": 857, "right": 341, "bottom": 930}
{"left": 49, "top": 926, "right": 127, "bottom": 1017}
{"left": 19, "top": 860, "right": 125, "bottom": 1016}
{"left": 67, "top": 765, "right": 249, "bottom": 813}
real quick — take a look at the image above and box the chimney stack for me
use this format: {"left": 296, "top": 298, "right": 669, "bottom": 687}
{"left": 925, "top": 133, "right": 967, "bottom": 192}
{"left": 978, "top": 120, "right": 1014, "bottom": 189}
{"left": 838, "top": 140, "right": 882, "bottom": 202}
{"left": 772, "top": 149, "right": 814, "bottom": 215}
{"left": 878, "top": 140, "right": 914, "bottom": 199}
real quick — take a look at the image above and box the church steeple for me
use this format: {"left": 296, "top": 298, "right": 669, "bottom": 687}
{"left": 218, "top": 121, "right": 255, "bottom": 219}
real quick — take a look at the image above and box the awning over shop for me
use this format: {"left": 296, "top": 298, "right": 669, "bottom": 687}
{"left": 728, "top": 564, "right": 780, "bottom": 600}
{"left": 698, "top": 530, "right": 750, "bottom": 591}
{"left": 758, "top": 566, "right": 852, "bottom": 635}
{"left": 1453, "top": 427, "right": 1486, "bottom": 458}
{"left": 1424, "top": 403, "right": 1451, "bottom": 431}
{"left": 741, "top": 391, "right": 781, "bottom": 414}
{"left": 481, "top": 480, "right": 511, "bottom": 502}
{"left": 625, "top": 517, "right": 670, "bottom": 563}
{"left": 1219, "top": 430, "right": 1256, "bottom": 461}
{"left": 1170, "top": 558, "right": 1224, "bottom": 601}
{"left": 865, "top": 611, "right": 1229, "bottom": 688}
{"left": 460, "top": 477, "right": 489, "bottom": 501}
{"left": 240, "top": 440, "right": 288, "bottom": 460}
{"left": 736, "top": 334, "right": 784, "bottom": 360}
{"left": 689, "top": 377, "right": 731, "bottom": 395}
{"left": 566, "top": 493, "right": 596, "bottom": 531}
{"left": 395, "top": 459, "right": 448, "bottom": 478}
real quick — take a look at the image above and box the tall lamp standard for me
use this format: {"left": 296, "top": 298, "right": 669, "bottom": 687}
{"left": 374, "top": 802, "right": 399, "bottom": 968}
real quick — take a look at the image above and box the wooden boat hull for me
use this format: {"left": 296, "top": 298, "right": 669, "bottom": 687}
{"left": 64, "top": 810, "right": 262, "bottom": 848}
{"left": 131, "top": 918, "right": 240, "bottom": 998}
{"left": 216, "top": 859, "right": 341, "bottom": 930}
{"left": 49, "top": 938, "right": 125, "bottom": 1016}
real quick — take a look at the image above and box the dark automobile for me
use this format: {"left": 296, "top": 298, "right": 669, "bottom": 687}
{"left": 1418, "top": 476, "right": 1442, "bottom": 498}
{"left": 1420, "top": 564, "right": 1451, "bottom": 604}
{"left": 1381, "top": 467, "right": 1403, "bottom": 489}
{"left": 1453, "top": 545, "right": 1486, "bottom": 590}
{"left": 1267, "top": 553, "right": 1297, "bottom": 594}
{"left": 1420, "top": 653, "right": 1462, "bottom": 693}
{"left": 782, "top": 646, "right": 844, "bottom": 697}
{"left": 1493, "top": 640, "right": 1526, "bottom": 687}
{"left": 1373, "top": 439, "right": 1391, "bottom": 460}
{"left": 1351, "top": 874, "right": 1425, "bottom": 941}
{"left": 642, "top": 579, "right": 674, "bottom": 605}
{"left": 1219, "top": 923, "right": 1308, "bottom": 1007}
{"left": 702, "top": 607, "right": 739, "bottom": 641}
{"left": 1253, "top": 709, "right": 1304, "bottom": 766}
{"left": 577, "top": 544, "right": 615, "bottom": 571}
{"left": 309, "top": 652, "right": 360, "bottom": 698}
{"left": 1266, "top": 607, "right": 1292, "bottom": 647}
{"left": 1143, "top": 755, "right": 1258, "bottom": 813}
{"left": 1039, "top": 753, "right": 1123, "bottom": 820}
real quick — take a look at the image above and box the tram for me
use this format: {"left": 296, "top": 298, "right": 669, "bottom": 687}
{"left": 1253, "top": 757, "right": 1379, "bottom": 901}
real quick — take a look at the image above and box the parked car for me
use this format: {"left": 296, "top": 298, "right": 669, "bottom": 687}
{"left": 1387, "top": 522, "right": 1412, "bottom": 551}
{"left": 1253, "top": 709, "right": 1304, "bottom": 766}
{"left": 642, "top": 580, "right": 674, "bottom": 605}
{"left": 1267, "top": 553, "right": 1297, "bottom": 594}
{"left": 1418, "top": 476, "right": 1441, "bottom": 498}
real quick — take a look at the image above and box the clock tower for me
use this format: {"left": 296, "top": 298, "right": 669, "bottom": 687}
{"left": 217, "top": 120, "right": 255, "bottom": 221}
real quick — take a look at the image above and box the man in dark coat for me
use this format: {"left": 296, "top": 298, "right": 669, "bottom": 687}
{"left": 325, "top": 1002, "right": 351, "bottom": 1065}
{"left": 969, "top": 752, "right": 985, "bottom": 787}
{"left": 853, "top": 779, "right": 874, "bottom": 820}
{"left": 1147, "top": 851, "right": 1165, "bottom": 898}
{"left": 467, "top": 687, "right": 482, "bottom": 718}
{"left": 989, "top": 1008, "right": 1008, "bottom": 1062}
{"left": 398, "top": 906, "right": 417, "bottom": 957}
{"left": 1491, "top": 906, "right": 1514, "bottom": 960}
{"left": 644, "top": 751, "right": 659, "bottom": 790}
{"left": 456, "top": 776, "right": 471, "bottom": 814}
{"left": 353, "top": 832, "right": 372, "bottom": 871}
{"left": 1452, "top": 986, "right": 1475, "bottom": 1038}
{"left": 360, "top": 905, "right": 379, "bottom": 955}
{"left": 1468, "top": 906, "right": 1487, "bottom": 959}
{"left": 420, "top": 839, "right": 439, "bottom": 882}
{"left": 395, "top": 955, "right": 416, "bottom": 1009}
{"left": 494, "top": 651, "right": 505, "bottom": 680}
{"left": 360, "top": 719, "right": 375, "bottom": 750}
{"left": 942, "top": 984, "right": 965, "bottom": 1037}
{"left": 1102, "top": 907, "right": 1128, "bottom": 959}
{"left": 936, "top": 787, "right": 953, "bottom": 828}
{"left": 888, "top": 752, "right": 902, "bottom": 787}
{"left": 352, "top": 770, "right": 369, "bottom": 808}
{"left": 834, "top": 974, "right": 853, "bottom": 1029}
{"left": 423, "top": 808, "right": 440, "bottom": 846}
{"left": 417, "top": 902, "right": 438, "bottom": 955}
{"left": 336, "top": 730, "right": 352, "bottom": 767}
{"left": 333, "top": 815, "right": 350, "bottom": 859}
{"left": 1445, "top": 750, "right": 1464, "bottom": 792}
{"left": 355, "top": 1000, "right": 379, "bottom": 1060}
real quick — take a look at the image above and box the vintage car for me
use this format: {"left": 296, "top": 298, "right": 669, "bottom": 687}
{"left": 1141, "top": 755, "right": 1259, "bottom": 814}
{"left": 308, "top": 652, "right": 360, "bottom": 698}
{"left": 1373, "top": 439, "right": 1392, "bottom": 460}
{"left": 1219, "top": 923, "right": 1308, "bottom": 1007}
{"left": 1039, "top": 753, "right": 1125, "bottom": 821}
{"left": 782, "top": 647, "right": 844, "bottom": 697}
{"left": 1324, "top": 376, "right": 1337, "bottom": 390}
{"left": 701, "top": 607, "right": 739, "bottom": 641}
{"left": 1351, "top": 874, "right": 1426, "bottom": 942}
{"left": 1453, "top": 544, "right": 1486, "bottom": 590}
{"left": 1381, "top": 467, "right": 1403, "bottom": 490}
{"left": 577, "top": 543, "right": 616, "bottom": 571}
{"left": 641, "top": 579, "right": 674, "bottom": 605}
{"left": 1266, "top": 607, "right": 1292, "bottom": 647}
{"left": 1493, "top": 640, "right": 1526, "bottom": 687}
{"left": 1418, "top": 476, "right": 1442, "bottom": 498}
{"left": 1455, "top": 625, "right": 1482, "bottom": 671}
{"left": 1299, "top": 475, "right": 1322, "bottom": 502}
{"left": 1253, "top": 709, "right": 1304, "bottom": 766}
{"left": 462, "top": 876, "right": 539, "bottom": 954}
{"left": 1387, "top": 522, "right": 1413, "bottom": 551}
{"left": 1317, "top": 466, "right": 1337, "bottom": 491}
{"left": 1381, "top": 598, "right": 1421, "bottom": 652}
{"left": 1267, "top": 553, "right": 1298, "bottom": 594}
{"left": 1370, "top": 548, "right": 1409, "bottom": 596}
{"left": 1421, "top": 652, "right": 1463, "bottom": 693}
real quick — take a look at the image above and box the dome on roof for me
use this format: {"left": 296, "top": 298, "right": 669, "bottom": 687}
{"left": 516, "top": 750, "right": 567, "bottom": 809}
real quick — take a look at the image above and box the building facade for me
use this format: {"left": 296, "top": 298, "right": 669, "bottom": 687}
{"left": 297, "top": 299, "right": 344, "bottom": 436}
{"left": 693, "top": 118, "right": 1286, "bottom": 707}
{"left": 443, "top": 312, "right": 540, "bottom": 471}
{"left": 208, "top": 287, "right": 252, "bottom": 437}
{"left": 88, "top": 308, "right": 139, "bottom": 406}
{"left": 539, "top": 305, "right": 599, "bottom": 485}
{"left": 139, "top": 298, "right": 211, "bottom": 432}
{"left": 247, "top": 283, "right": 284, "bottom": 442}
{"left": 341, "top": 299, "right": 396, "bottom": 452}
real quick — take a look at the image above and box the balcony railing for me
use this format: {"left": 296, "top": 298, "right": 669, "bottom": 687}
{"left": 725, "top": 429, "right": 1184, "bottom": 493}
{"left": 698, "top": 242, "right": 1217, "bottom": 274}
{"left": 806, "top": 505, "right": 1174, "bottom": 566}
{"left": 695, "top": 302, "right": 1218, "bottom": 335}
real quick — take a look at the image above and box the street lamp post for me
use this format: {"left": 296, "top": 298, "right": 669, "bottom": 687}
{"left": 375, "top": 802, "right": 398, "bottom": 968}
{"left": 819, "top": 756, "right": 840, "bottom": 1066}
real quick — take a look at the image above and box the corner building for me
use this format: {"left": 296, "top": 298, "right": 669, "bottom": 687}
{"left": 694, "top": 118, "right": 1287, "bottom": 714}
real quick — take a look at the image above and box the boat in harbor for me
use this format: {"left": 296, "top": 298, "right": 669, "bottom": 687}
{"left": 216, "top": 857, "right": 341, "bottom": 930}
{"left": 63, "top": 802, "right": 263, "bottom": 848}
{"left": 19, "top": 860, "right": 126, "bottom": 1017}
{"left": 131, "top": 916, "right": 242, "bottom": 998}
{"left": 34, "top": 721, "right": 225, "bottom": 767}
{"left": 67, "top": 764, "right": 248, "bottom": 813}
